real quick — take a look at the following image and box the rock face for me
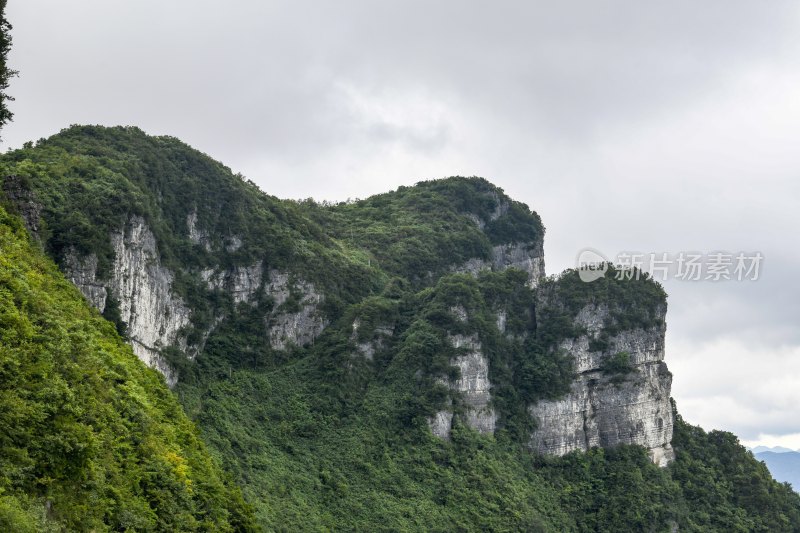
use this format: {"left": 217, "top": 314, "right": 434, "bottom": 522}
{"left": 202, "top": 262, "right": 264, "bottom": 305}
{"left": 264, "top": 270, "right": 327, "bottom": 351}
{"left": 62, "top": 214, "right": 331, "bottom": 383}
{"left": 63, "top": 252, "right": 108, "bottom": 311}
{"left": 456, "top": 242, "right": 545, "bottom": 287}
{"left": 351, "top": 318, "right": 394, "bottom": 361}
{"left": 110, "top": 218, "right": 192, "bottom": 376}
{"left": 454, "top": 194, "right": 546, "bottom": 287}
{"left": 430, "top": 333, "right": 497, "bottom": 438}
{"left": 457, "top": 206, "right": 546, "bottom": 289}
{"left": 63, "top": 216, "right": 191, "bottom": 386}
{"left": 2, "top": 176, "right": 42, "bottom": 238}
{"left": 528, "top": 304, "right": 675, "bottom": 466}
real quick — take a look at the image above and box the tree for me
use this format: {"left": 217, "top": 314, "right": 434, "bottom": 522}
{"left": 0, "top": 0, "right": 15, "bottom": 138}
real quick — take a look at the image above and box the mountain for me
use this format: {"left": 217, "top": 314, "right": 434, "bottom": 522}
{"left": 0, "top": 205, "right": 253, "bottom": 530}
{"left": 2, "top": 124, "right": 799, "bottom": 530}
{"left": 752, "top": 446, "right": 796, "bottom": 454}
{"left": 756, "top": 451, "right": 800, "bottom": 492}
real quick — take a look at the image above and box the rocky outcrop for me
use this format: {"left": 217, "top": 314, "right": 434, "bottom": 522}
{"left": 528, "top": 304, "right": 674, "bottom": 466}
{"left": 63, "top": 216, "right": 191, "bottom": 387}
{"left": 350, "top": 318, "right": 393, "bottom": 361}
{"left": 186, "top": 209, "right": 211, "bottom": 251}
{"left": 2, "top": 176, "right": 42, "bottom": 238}
{"left": 63, "top": 252, "right": 108, "bottom": 311}
{"left": 62, "top": 215, "right": 330, "bottom": 383}
{"left": 430, "top": 333, "right": 497, "bottom": 438}
{"left": 456, "top": 242, "right": 545, "bottom": 287}
{"left": 455, "top": 193, "right": 545, "bottom": 286}
{"left": 202, "top": 262, "right": 264, "bottom": 304}
{"left": 265, "top": 270, "right": 327, "bottom": 350}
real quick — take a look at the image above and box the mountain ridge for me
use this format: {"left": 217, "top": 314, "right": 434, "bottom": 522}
{"left": 2, "top": 124, "right": 799, "bottom": 531}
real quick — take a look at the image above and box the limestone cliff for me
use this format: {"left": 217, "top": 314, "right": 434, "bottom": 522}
{"left": 62, "top": 215, "right": 328, "bottom": 384}
{"left": 63, "top": 216, "right": 192, "bottom": 386}
{"left": 456, "top": 193, "right": 545, "bottom": 286}
{"left": 430, "top": 333, "right": 497, "bottom": 438}
{"left": 528, "top": 302, "right": 674, "bottom": 466}
{"left": 456, "top": 242, "right": 545, "bottom": 287}
{"left": 1, "top": 176, "right": 42, "bottom": 238}
{"left": 1, "top": 134, "right": 673, "bottom": 467}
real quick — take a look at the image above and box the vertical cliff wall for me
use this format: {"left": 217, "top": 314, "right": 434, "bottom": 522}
{"left": 528, "top": 299, "right": 674, "bottom": 466}
{"left": 60, "top": 214, "right": 330, "bottom": 385}
{"left": 63, "top": 216, "right": 192, "bottom": 385}
{"left": 430, "top": 331, "right": 497, "bottom": 438}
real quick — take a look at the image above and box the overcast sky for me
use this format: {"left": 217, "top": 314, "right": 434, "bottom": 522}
{"left": 5, "top": 1, "right": 800, "bottom": 448}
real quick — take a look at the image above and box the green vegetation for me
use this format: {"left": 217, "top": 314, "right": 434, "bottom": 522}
{"left": 1, "top": 125, "right": 798, "bottom": 530}
{"left": 0, "top": 206, "right": 253, "bottom": 530}
{"left": 537, "top": 265, "right": 667, "bottom": 353}
{"left": 533, "top": 407, "right": 800, "bottom": 532}
{"left": 0, "top": 0, "right": 14, "bottom": 137}
{"left": 670, "top": 410, "right": 800, "bottom": 531}
{"left": 316, "top": 177, "right": 544, "bottom": 282}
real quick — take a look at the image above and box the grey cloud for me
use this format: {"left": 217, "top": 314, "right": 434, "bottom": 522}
{"left": 4, "top": 0, "right": 800, "bottom": 444}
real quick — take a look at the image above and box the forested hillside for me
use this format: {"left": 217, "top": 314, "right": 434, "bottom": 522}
{"left": 1, "top": 126, "right": 799, "bottom": 531}
{"left": 0, "top": 205, "right": 254, "bottom": 530}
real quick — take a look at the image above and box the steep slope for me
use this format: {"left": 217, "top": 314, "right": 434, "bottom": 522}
{"left": 2, "top": 125, "right": 800, "bottom": 530}
{"left": 0, "top": 206, "right": 253, "bottom": 531}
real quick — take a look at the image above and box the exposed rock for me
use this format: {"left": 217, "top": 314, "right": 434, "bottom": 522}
{"left": 225, "top": 235, "right": 243, "bottom": 252}
{"left": 429, "top": 409, "right": 454, "bottom": 439}
{"left": 465, "top": 213, "right": 485, "bottom": 230}
{"left": 2, "top": 176, "right": 42, "bottom": 238}
{"left": 351, "top": 319, "right": 394, "bottom": 360}
{"left": 464, "top": 191, "right": 508, "bottom": 228}
{"left": 63, "top": 251, "right": 108, "bottom": 311}
{"left": 450, "top": 305, "right": 469, "bottom": 323}
{"left": 455, "top": 192, "right": 544, "bottom": 286}
{"left": 491, "top": 242, "right": 545, "bottom": 285}
{"left": 265, "top": 270, "right": 327, "bottom": 350}
{"left": 430, "top": 333, "right": 497, "bottom": 437}
{"left": 109, "top": 217, "right": 192, "bottom": 386}
{"left": 528, "top": 304, "right": 674, "bottom": 466}
{"left": 186, "top": 209, "right": 211, "bottom": 251}
{"left": 62, "top": 216, "right": 192, "bottom": 387}
{"left": 202, "top": 262, "right": 263, "bottom": 304}
{"left": 454, "top": 242, "right": 545, "bottom": 287}
{"left": 495, "top": 310, "right": 507, "bottom": 333}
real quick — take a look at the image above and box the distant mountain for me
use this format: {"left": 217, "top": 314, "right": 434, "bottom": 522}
{"left": 756, "top": 451, "right": 800, "bottom": 492}
{"left": 752, "top": 445, "right": 797, "bottom": 454}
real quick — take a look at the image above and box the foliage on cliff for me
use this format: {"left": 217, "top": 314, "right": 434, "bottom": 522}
{"left": 2, "top": 125, "right": 799, "bottom": 531}
{"left": 0, "top": 206, "right": 254, "bottom": 531}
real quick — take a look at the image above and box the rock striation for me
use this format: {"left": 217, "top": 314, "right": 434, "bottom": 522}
{"left": 429, "top": 329, "right": 497, "bottom": 438}
{"left": 528, "top": 303, "right": 674, "bottom": 466}
{"left": 63, "top": 216, "right": 191, "bottom": 386}
{"left": 62, "top": 216, "right": 331, "bottom": 383}
{"left": 264, "top": 270, "right": 327, "bottom": 351}
{"left": 456, "top": 242, "right": 545, "bottom": 287}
